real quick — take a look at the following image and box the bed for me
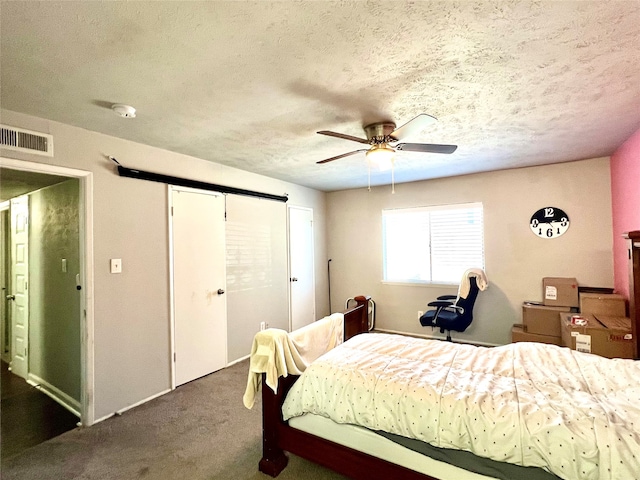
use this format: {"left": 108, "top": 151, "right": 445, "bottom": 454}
{"left": 245, "top": 295, "right": 640, "bottom": 480}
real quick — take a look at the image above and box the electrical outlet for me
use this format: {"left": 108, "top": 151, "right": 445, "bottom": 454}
{"left": 260, "top": 321, "right": 266, "bottom": 331}
{"left": 418, "top": 311, "right": 424, "bottom": 319}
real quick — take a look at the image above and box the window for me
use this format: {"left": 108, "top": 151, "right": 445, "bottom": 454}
{"left": 382, "top": 203, "right": 484, "bottom": 284}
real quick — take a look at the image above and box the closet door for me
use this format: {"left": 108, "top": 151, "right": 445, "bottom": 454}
{"left": 171, "top": 188, "right": 226, "bottom": 386}
{"left": 225, "top": 195, "right": 288, "bottom": 362}
{"left": 289, "top": 206, "right": 315, "bottom": 331}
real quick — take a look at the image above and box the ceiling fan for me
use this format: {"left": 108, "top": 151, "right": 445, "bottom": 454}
{"left": 316, "top": 114, "right": 457, "bottom": 166}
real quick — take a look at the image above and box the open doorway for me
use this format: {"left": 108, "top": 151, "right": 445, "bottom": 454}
{"left": 0, "top": 157, "right": 94, "bottom": 457}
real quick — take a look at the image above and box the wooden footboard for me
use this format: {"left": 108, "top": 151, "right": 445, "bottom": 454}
{"left": 258, "top": 296, "right": 437, "bottom": 480}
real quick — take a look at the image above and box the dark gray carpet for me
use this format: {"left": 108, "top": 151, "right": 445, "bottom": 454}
{"left": 1, "top": 360, "right": 348, "bottom": 480}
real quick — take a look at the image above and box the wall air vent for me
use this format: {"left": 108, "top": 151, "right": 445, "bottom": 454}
{"left": 0, "top": 125, "right": 54, "bottom": 157}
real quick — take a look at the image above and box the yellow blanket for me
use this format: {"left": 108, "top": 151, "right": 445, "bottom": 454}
{"left": 242, "top": 313, "right": 344, "bottom": 409}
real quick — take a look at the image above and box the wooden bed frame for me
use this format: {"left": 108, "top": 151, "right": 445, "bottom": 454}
{"left": 259, "top": 241, "right": 640, "bottom": 480}
{"left": 258, "top": 295, "right": 439, "bottom": 480}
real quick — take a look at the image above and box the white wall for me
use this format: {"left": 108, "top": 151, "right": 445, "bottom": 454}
{"left": 1, "top": 109, "right": 329, "bottom": 421}
{"left": 326, "top": 158, "right": 614, "bottom": 346}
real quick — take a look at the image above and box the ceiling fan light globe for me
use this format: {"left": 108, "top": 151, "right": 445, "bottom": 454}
{"left": 366, "top": 146, "right": 395, "bottom": 171}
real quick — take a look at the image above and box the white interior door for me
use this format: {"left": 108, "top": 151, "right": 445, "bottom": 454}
{"left": 1, "top": 205, "right": 10, "bottom": 364}
{"left": 289, "top": 206, "right": 315, "bottom": 331}
{"left": 9, "top": 196, "right": 29, "bottom": 379}
{"left": 171, "top": 188, "right": 227, "bottom": 386}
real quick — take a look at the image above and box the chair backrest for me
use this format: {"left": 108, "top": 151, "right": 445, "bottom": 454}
{"left": 452, "top": 276, "right": 479, "bottom": 331}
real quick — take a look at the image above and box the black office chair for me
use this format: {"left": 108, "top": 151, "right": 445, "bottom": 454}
{"left": 419, "top": 270, "right": 486, "bottom": 341}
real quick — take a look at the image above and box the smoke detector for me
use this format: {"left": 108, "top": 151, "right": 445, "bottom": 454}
{"left": 111, "top": 104, "right": 136, "bottom": 118}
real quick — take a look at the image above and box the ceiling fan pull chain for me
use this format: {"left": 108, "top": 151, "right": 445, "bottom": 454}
{"left": 391, "top": 161, "right": 395, "bottom": 194}
{"left": 367, "top": 162, "right": 371, "bottom": 191}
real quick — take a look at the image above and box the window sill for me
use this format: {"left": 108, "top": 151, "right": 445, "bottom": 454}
{"left": 381, "top": 281, "right": 458, "bottom": 288}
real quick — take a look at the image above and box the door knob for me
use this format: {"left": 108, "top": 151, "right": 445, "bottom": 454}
{"left": 291, "top": 277, "right": 298, "bottom": 282}
{"left": 217, "top": 289, "right": 225, "bottom": 295}
{"left": 6, "top": 294, "right": 15, "bottom": 301}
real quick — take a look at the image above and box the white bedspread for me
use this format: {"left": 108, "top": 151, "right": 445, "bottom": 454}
{"left": 282, "top": 333, "right": 640, "bottom": 480}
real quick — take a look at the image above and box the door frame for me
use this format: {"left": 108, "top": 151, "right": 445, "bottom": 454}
{"left": 0, "top": 157, "right": 95, "bottom": 426}
{"left": 167, "top": 185, "right": 227, "bottom": 389}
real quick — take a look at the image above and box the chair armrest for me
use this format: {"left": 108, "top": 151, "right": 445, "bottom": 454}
{"left": 428, "top": 300, "right": 454, "bottom": 308}
{"left": 436, "top": 295, "right": 457, "bottom": 301}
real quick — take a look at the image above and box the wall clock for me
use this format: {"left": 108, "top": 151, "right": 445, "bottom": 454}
{"left": 530, "top": 207, "right": 570, "bottom": 238}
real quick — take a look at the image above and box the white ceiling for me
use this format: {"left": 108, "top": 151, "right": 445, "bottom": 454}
{"left": 1, "top": 1, "right": 639, "bottom": 192}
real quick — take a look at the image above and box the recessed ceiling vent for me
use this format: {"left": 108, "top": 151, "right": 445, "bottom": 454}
{"left": 0, "top": 124, "right": 54, "bottom": 157}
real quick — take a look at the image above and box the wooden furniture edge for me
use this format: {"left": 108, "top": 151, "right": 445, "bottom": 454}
{"left": 276, "top": 422, "right": 437, "bottom": 480}
{"left": 624, "top": 231, "right": 640, "bottom": 359}
{"left": 258, "top": 296, "right": 434, "bottom": 480}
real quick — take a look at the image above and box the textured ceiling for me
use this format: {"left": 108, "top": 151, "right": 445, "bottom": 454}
{"left": 1, "top": 1, "right": 639, "bottom": 192}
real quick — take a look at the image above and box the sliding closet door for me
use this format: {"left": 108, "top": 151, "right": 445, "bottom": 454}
{"left": 225, "top": 195, "right": 288, "bottom": 362}
{"left": 171, "top": 187, "right": 227, "bottom": 386}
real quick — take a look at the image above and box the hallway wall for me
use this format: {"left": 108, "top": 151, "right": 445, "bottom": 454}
{"left": 29, "top": 179, "right": 81, "bottom": 403}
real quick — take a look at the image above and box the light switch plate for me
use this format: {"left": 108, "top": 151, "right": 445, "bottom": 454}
{"left": 110, "top": 258, "right": 122, "bottom": 274}
{"left": 61, "top": 258, "right": 67, "bottom": 273}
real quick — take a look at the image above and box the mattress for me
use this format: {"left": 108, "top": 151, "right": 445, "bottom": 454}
{"left": 289, "top": 413, "right": 496, "bottom": 480}
{"left": 283, "top": 333, "right": 640, "bottom": 480}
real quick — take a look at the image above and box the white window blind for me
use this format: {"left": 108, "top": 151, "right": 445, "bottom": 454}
{"left": 382, "top": 203, "right": 484, "bottom": 284}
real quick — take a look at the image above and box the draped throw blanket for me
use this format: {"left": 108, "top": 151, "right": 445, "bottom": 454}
{"left": 459, "top": 267, "right": 489, "bottom": 298}
{"left": 282, "top": 333, "right": 640, "bottom": 480}
{"left": 242, "top": 313, "right": 344, "bottom": 409}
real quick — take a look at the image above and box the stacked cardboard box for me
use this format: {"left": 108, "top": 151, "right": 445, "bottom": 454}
{"left": 579, "top": 292, "right": 626, "bottom": 317}
{"left": 512, "top": 303, "right": 570, "bottom": 345}
{"left": 511, "top": 323, "right": 562, "bottom": 345}
{"left": 512, "top": 277, "right": 579, "bottom": 345}
{"left": 560, "top": 312, "right": 633, "bottom": 359}
{"left": 560, "top": 292, "right": 632, "bottom": 358}
{"left": 542, "top": 277, "right": 579, "bottom": 308}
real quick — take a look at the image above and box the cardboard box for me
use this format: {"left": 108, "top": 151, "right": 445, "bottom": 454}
{"left": 560, "top": 313, "right": 634, "bottom": 359}
{"left": 511, "top": 324, "right": 562, "bottom": 345}
{"left": 579, "top": 293, "right": 626, "bottom": 317}
{"left": 543, "top": 277, "right": 579, "bottom": 307}
{"left": 522, "top": 303, "right": 571, "bottom": 337}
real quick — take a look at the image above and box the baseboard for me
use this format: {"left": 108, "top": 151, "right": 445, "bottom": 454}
{"left": 117, "top": 388, "right": 172, "bottom": 415}
{"left": 227, "top": 354, "right": 249, "bottom": 366}
{"left": 93, "top": 387, "right": 172, "bottom": 425}
{"left": 27, "top": 373, "right": 81, "bottom": 418}
{"left": 373, "top": 328, "right": 500, "bottom": 348}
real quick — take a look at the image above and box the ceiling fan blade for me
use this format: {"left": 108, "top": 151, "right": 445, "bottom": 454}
{"left": 317, "top": 130, "right": 370, "bottom": 145}
{"left": 316, "top": 149, "right": 368, "bottom": 164}
{"left": 396, "top": 143, "right": 458, "bottom": 154}
{"left": 389, "top": 114, "right": 437, "bottom": 141}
